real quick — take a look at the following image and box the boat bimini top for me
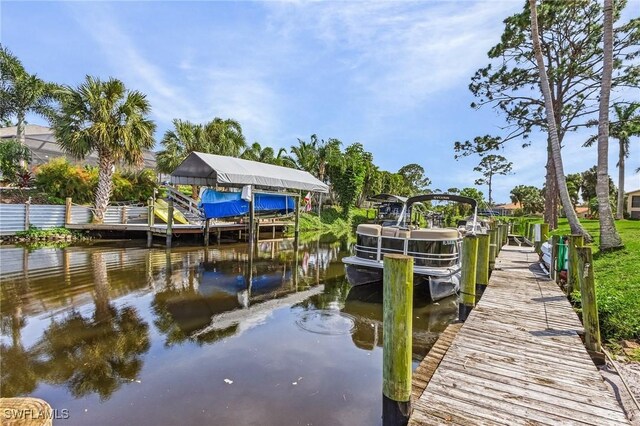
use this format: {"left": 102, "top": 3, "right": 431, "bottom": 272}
{"left": 402, "top": 193, "right": 478, "bottom": 234}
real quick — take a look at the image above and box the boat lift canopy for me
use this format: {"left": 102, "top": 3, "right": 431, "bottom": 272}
{"left": 170, "top": 152, "right": 329, "bottom": 193}
{"left": 367, "top": 193, "right": 408, "bottom": 204}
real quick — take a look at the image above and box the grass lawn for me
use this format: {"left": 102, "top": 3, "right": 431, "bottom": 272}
{"left": 550, "top": 219, "right": 640, "bottom": 343}
{"left": 297, "top": 206, "right": 375, "bottom": 234}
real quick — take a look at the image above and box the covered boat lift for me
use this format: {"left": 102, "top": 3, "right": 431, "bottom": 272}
{"left": 170, "top": 152, "right": 329, "bottom": 245}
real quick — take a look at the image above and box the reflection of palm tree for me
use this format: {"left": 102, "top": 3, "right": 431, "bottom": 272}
{"left": 92, "top": 251, "right": 112, "bottom": 323}
{"left": 35, "top": 307, "right": 150, "bottom": 400}
{"left": 1, "top": 297, "right": 39, "bottom": 397}
{"left": 32, "top": 251, "right": 150, "bottom": 401}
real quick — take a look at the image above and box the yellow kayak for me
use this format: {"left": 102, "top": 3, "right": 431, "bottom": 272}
{"left": 154, "top": 199, "right": 190, "bottom": 224}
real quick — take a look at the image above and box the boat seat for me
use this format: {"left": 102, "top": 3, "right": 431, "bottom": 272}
{"left": 357, "top": 224, "right": 382, "bottom": 236}
{"left": 397, "top": 230, "right": 411, "bottom": 239}
{"left": 381, "top": 227, "right": 398, "bottom": 238}
{"left": 410, "top": 228, "right": 460, "bottom": 240}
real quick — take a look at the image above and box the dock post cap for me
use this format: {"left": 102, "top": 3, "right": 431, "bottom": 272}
{"left": 383, "top": 253, "right": 413, "bottom": 261}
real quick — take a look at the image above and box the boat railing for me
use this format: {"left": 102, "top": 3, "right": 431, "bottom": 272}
{"left": 354, "top": 232, "right": 462, "bottom": 268}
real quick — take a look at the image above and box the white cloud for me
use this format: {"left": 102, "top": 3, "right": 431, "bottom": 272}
{"left": 265, "top": 1, "right": 522, "bottom": 112}
{"left": 66, "top": 3, "right": 281, "bottom": 144}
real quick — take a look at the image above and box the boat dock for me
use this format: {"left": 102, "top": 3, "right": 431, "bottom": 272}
{"left": 66, "top": 220, "right": 293, "bottom": 242}
{"left": 409, "top": 245, "right": 630, "bottom": 425}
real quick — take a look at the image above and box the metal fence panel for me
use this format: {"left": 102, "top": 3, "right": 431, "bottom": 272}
{"left": 70, "top": 206, "right": 92, "bottom": 224}
{"left": 29, "top": 205, "right": 66, "bottom": 229}
{"left": 0, "top": 204, "right": 27, "bottom": 235}
{"left": 127, "top": 207, "right": 149, "bottom": 224}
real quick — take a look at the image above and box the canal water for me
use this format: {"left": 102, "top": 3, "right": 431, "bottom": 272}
{"left": 0, "top": 236, "right": 457, "bottom": 425}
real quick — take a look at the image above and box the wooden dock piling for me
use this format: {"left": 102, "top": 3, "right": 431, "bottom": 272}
{"left": 501, "top": 223, "right": 508, "bottom": 247}
{"left": 488, "top": 229, "right": 497, "bottom": 270}
{"left": 459, "top": 235, "right": 478, "bottom": 321}
{"left": 577, "top": 246, "right": 602, "bottom": 355}
{"left": 567, "top": 234, "right": 584, "bottom": 295}
{"left": 65, "top": 197, "right": 72, "bottom": 225}
{"left": 166, "top": 199, "right": 174, "bottom": 248}
{"left": 533, "top": 224, "right": 542, "bottom": 254}
{"left": 540, "top": 222, "right": 549, "bottom": 242}
{"left": 476, "top": 233, "right": 490, "bottom": 291}
{"left": 294, "top": 195, "right": 300, "bottom": 245}
{"left": 383, "top": 254, "right": 414, "bottom": 426}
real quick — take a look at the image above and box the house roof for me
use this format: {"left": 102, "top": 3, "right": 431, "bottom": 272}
{"left": 494, "top": 202, "right": 522, "bottom": 210}
{"left": 0, "top": 124, "right": 51, "bottom": 137}
{"left": 170, "top": 151, "right": 329, "bottom": 193}
{"left": 0, "top": 125, "right": 156, "bottom": 169}
{"left": 626, "top": 188, "right": 640, "bottom": 195}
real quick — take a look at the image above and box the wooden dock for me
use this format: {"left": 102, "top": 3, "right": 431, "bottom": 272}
{"left": 66, "top": 221, "right": 293, "bottom": 240}
{"left": 409, "top": 245, "right": 630, "bottom": 425}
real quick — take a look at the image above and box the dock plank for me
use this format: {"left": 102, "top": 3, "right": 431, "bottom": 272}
{"left": 409, "top": 245, "right": 630, "bottom": 425}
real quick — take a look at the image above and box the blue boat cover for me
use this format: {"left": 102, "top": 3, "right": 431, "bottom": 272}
{"left": 199, "top": 189, "right": 296, "bottom": 219}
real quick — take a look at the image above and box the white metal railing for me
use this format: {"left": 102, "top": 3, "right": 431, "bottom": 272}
{"left": 354, "top": 233, "right": 462, "bottom": 266}
{"left": 163, "top": 185, "right": 202, "bottom": 218}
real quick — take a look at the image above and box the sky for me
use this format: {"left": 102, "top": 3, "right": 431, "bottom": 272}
{"left": 2, "top": 0, "right": 639, "bottom": 203}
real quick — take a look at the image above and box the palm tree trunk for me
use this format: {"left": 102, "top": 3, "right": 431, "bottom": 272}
{"left": 596, "top": 0, "right": 623, "bottom": 250}
{"left": 17, "top": 111, "right": 26, "bottom": 168}
{"left": 617, "top": 140, "right": 625, "bottom": 220}
{"left": 529, "top": 0, "right": 591, "bottom": 241}
{"left": 94, "top": 153, "right": 115, "bottom": 223}
{"left": 544, "top": 141, "right": 558, "bottom": 229}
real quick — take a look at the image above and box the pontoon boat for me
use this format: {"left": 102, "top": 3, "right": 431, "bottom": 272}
{"left": 343, "top": 194, "right": 479, "bottom": 301}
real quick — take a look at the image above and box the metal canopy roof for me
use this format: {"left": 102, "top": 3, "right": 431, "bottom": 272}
{"left": 367, "top": 193, "right": 408, "bottom": 203}
{"left": 170, "top": 152, "right": 329, "bottom": 193}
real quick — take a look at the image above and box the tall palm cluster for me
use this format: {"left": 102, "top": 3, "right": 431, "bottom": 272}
{"left": 156, "top": 118, "right": 247, "bottom": 174}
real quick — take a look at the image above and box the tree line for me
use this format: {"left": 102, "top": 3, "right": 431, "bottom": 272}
{"left": 454, "top": 0, "right": 639, "bottom": 251}
{"left": 0, "top": 45, "right": 432, "bottom": 222}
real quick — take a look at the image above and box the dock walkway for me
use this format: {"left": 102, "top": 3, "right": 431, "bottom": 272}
{"left": 409, "top": 245, "right": 630, "bottom": 425}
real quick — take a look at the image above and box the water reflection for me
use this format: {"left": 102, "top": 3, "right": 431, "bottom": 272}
{"left": 0, "top": 236, "right": 457, "bottom": 425}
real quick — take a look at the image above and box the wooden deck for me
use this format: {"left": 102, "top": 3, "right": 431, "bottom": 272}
{"left": 67, "top": 221, "right": 293, "bottom": 236}
{"left": 409, "top": 245, "right": 630, "bottom": 425}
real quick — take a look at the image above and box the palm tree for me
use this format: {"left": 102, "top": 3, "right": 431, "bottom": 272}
{"left": 611, "top": 103, "right": 640, "bottom": 219}
{"left": 290, "top": 138, "right": 318, "bottom": 174}
{"left": 156, "top": 119, "right": 207, "bottom": 174}
{"left": 51, "top": 76, "right": 155, "bottom": 223}
{"left": 529, "top": 0, "right": 591, "bottom": 241}
{"left": 594, "top": 0, "right": 622, "bottom": 250}
{"left": 317, "top": 137, "right": 342, "bottom": 183}
{"left": 204, "top": 117, "right": 246, "bottom": 157}
{"left": 0, "top": 45, "right": 57, "bottom": 162}
{"left": 241, "top": 142, "right": 276, "bottom": 163}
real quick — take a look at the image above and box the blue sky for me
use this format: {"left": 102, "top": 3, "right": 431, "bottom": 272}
{"left": 2, "top": 1, "right": 639, "bottom": 202}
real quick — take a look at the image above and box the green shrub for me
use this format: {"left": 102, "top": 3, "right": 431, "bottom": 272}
{"left": 34, "top": 158, "right": 157, "bottom": 204}
{"left": 15, "top": 226, "right": 73, "bottom": 238}
{"left": 0, "top": 138, "right": 31, "bottom": 182}
{"left": 116, "top": 169, "right": 157, "bottom": 201}
{"left": 34, "top": 158, "right": 95, "bottom": 203}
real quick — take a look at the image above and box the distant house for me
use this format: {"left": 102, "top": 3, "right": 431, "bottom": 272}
{"left": 627, "top": 189, "right": 640, "bottom": 219}
{"left": 493, "top": 202, "right": 521, "bottom": 216}
{"left": 0, "top": 125, "right": 156, "bottom": 169}
{"left": 575, "top": 205, "right": 589, "bottom": 219}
